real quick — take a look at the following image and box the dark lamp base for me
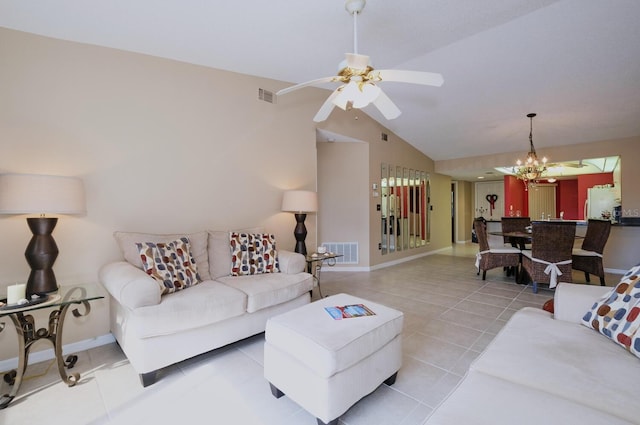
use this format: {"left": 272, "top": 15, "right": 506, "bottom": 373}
{"left": 25, "top": 217, "right": 59, "bottom": 296}
{"left": 293, "top": 213, "right": 308, "bottom": 256}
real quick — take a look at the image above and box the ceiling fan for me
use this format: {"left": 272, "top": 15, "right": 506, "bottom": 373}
{"left": 276, "top": 0, "right": 444, "bottom": 122}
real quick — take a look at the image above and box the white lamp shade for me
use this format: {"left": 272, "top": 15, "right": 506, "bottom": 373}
{"left": 0, "top": 173, "right": 86, "bottom": 215}
{"left": 281, "top": 190, "right": 318, "bottom": 213}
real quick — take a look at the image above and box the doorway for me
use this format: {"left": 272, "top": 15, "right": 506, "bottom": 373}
{"left": 528, "top": 184, "right": 557, "bottom": 220}
{"left": 451, "top": 182, "right": 457, "bottom": 243}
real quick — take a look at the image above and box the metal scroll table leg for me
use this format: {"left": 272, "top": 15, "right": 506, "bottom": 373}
{"left": 52, "top": 302, "right": 91, "bottom": 386}
{"left": 0, "top": 314, "right": 35, "bottom": 409}
{"left": 0, "top": 299, "right": 91, "bottom": 408}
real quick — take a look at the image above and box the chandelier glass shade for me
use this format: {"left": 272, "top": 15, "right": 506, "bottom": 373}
{"left": 513, "top": 113, "right": 547, "bottom": 187}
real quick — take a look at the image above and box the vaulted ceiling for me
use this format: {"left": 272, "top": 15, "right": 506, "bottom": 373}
{"left": 1, "top": 0, "right": 639, "bottom": 179}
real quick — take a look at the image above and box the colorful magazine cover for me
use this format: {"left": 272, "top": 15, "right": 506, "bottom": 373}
{"left": 324, "top": 303, "right": 376, "bottom": 320}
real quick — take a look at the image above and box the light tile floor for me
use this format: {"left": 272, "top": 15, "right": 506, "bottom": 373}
{"left": 0, "top": 243, "right": 619, "bottom": 425}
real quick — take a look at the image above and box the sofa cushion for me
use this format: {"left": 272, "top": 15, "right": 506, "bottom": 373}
{"left": 582, "top": 263, "right": 640, "bottom": 354}
{"left": 470, "top": 307, "right": 640, "bottom": 424}
{"left": 208, "top": 228, "right": 263, "bottom": 279}
{"left": 230, "top": 232, "right": 279, "bottom": 276}
{"left": 137, "top": 238, "right": 201, "bottom": 295}
{"left": 217, "top": 272, "right": 313, "bottom": 313}
{"left": 130, "top": 280, "right": 247, "bottom": 338}
{"left": 114, "top": 231, "right": 211, "bottom": 281}
{"left": 424, "top": 372, "right": 632, "bottom": 425}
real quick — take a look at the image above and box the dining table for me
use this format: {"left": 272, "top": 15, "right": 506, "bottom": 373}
{"left": 489, "top": 229, "right": 584, "bottom": 284}
{"left": 489, "top": 230, "right": 532, "bottom": 250}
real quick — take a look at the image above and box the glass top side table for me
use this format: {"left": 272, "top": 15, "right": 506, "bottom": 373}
{"left": 0, "top": 284, "right": 104, "bottom": 409}
{"left": 305, "top": 253, "right": 343, "bottom": 298}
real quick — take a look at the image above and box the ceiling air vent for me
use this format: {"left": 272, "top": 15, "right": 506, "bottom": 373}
{"left": 381, "top": 132, "right": 388, "bottom": 141}
{"left": 258, "top": 88, "right": 275, "bottom": 104}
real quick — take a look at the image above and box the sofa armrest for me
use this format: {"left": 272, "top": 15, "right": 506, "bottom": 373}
{"left": 99, "top": 261, "right": 161, "bottom": 309}
{"left": 278, "top": 250, "right": 306, "bottom": 274}
{"left": 553, "top": 282, "right": 611, "bottom": 324}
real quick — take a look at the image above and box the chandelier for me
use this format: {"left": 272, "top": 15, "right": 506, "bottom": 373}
{"left": 513, "top": 113, "right": 547, "bottom": 189}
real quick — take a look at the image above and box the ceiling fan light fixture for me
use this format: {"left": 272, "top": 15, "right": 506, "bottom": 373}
{"left": 333, "top": 81, "right": 381, "bottom": 110}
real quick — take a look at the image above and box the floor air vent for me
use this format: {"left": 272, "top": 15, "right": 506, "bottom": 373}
{"left": 320, "top": 242, "right": 358, "bottom": 264}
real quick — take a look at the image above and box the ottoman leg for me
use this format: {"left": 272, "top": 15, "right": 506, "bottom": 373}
{"left": 384, "top": 371, "right": 398, "bottom": 386}
{"left": 317, "top": 418, "right": 339, "bottom": 425}
{"left": 269, "top": 382, "right": 285, "bottom": 399}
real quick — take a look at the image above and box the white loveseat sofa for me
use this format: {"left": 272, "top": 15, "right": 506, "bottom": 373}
{"left": 99, "top": 229, "right": 313, "bottom": 386}
{"left": 424, "top": 277, "right": 640, "bottom": 425}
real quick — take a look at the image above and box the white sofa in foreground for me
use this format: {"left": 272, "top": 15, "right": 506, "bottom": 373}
{"left": 99, "top": 229, "right": 313, "bottom": 386}
{"left": 424, "top": 273, "right": 640, "bottom": 425}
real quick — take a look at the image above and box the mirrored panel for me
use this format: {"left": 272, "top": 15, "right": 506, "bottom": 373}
{"left": 381, "top": 164, "right": 430, "bottom": 254}
{"left": 381, "top": 163, "right": 389, "bottom": 255}
{"left": 395, "top": 166, "right": 403, "bottom": 251}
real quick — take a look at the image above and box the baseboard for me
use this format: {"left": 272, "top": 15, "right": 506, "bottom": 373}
{"left": 604, "top": 267, "right": 627, "bottom": 275}
{"left": 318, "top": 247, "right": 450, "bottom": 272}
{"left": 320, "top": 266, "right": 370, "bottom": 272}
{"left": 0, "top": 333, "right": 115, "bottom": 372}
{"left": 369, "top": 247, "right": 451, "bottom": 271}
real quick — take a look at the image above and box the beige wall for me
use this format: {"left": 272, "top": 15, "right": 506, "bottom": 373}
{"left": 0, "top": 28, "right": 331, "bottom": 362}
{"left": 0, "top": 28, "right": 451, "bottom": 362}
{"left": 318, "top": 114, "right": 451, "bottom": 267}
{"left": 317, "top": 141, "right": 370, "bottom": 266}
{"left": 316, "top": 134, "right": 451, "bottom": 269}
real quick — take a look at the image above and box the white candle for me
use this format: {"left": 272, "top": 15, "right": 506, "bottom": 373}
{"left": 7, "top": 283, "right": 26, "bottom": 305}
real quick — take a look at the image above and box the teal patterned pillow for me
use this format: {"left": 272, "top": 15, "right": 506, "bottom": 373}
{"left": 137, "top": 237, "right": 201, "bottom": 295}
{"left": 230, "top": 233, "right": 279, "bottom": 276}
{"left": 582, "top": 263, "right": 640, "bottom": 355}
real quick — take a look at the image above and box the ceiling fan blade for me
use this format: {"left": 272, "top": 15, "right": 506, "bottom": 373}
{"left": 313, "top": 90, "right": 341, "bottom": 122}
{"left": 372, "top": 90, "right": 401, "bottom": 120}
{"left": 372, "top": 69, "right": 444, "bottom": 87}
{"left": 276, "top": 76, "right": 338, "bottom": 96}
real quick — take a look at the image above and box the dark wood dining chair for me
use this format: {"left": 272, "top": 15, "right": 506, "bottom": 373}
{"left": 501, "top": 217, "right": 531, "bottom": 248}
{"left": 473, "top": 218, "right": 521, "bottom": 280}
{"left": 521, "top": 221, "right": 576, "bottom": 293}
{"left": 572, "top": 219, "right": 611, "bottom": 286}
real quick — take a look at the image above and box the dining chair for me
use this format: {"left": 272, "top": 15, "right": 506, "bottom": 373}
{"left": 521, "top": 221, "right": 576, "bottom": 293}
{"left": 501, "top": 217, "right": 531, "bottom": 248}
{"left": 473, "top": 218, "right": 521, "bottom": 280}
{"left": 572, "top": 219, "right": 611, "bottom": 286}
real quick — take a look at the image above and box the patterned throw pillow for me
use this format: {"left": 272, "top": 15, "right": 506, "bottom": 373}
{"left": 582, "top": 263, "right": 640, "bottom": 355}
{"left": 230, "top": 232, "right": 279, "bottom": 276}
{"left": 137, "top": 237, "right": 201, "bottom": 295}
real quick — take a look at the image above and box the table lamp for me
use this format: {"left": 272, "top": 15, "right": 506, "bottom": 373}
{"left": 281, "top": 190, "right": 318, "bottom": 255}
{"left": 0, "top": 173, "right": 86, "bottom": 297}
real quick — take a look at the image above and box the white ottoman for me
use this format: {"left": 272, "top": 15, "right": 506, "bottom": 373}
{"left": 264, "top": 293, "right": 403, "bottom": 425}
